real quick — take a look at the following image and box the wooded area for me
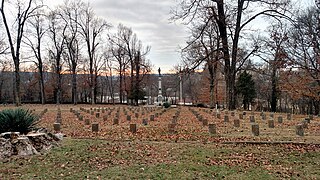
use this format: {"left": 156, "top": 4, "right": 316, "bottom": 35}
{"left": 0, "top": 0, "right": 319, "bottom": 115}
{"left": 173, "top": 0, "right": 319, "bottom": 115}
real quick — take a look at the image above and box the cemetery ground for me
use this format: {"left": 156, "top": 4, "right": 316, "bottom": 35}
{"left": 0, "top": 104, "right": 320, "bottom": 179}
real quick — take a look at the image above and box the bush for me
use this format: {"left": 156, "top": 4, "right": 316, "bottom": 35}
{"left": 0, "top": 108, "right": 39, "bottom": 134}
{"left": 163, "top": 102, "right": 171, "bottom": 108}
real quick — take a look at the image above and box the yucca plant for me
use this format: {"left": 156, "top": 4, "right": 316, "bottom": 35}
{"left": 0, "top": 108, "right": 39, "bottom": 134}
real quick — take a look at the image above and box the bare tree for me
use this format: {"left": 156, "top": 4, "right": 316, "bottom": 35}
{"left": 77, "top": 2, "right": 109, "bottom": 104}
{"left": 109, "top": 24, "right": 131, "bottom": 104}
{"left": 0, "top": 0, "right": 43, "bottom": 106}
{"left": 173, "top": 0, "right": 291, "bottom": 110}
{"left": 285, "top": 7, "right": 320, "bottom": 114}
{"left": 61, "top": 0, "right": 83, "bottom": 105}
{"left": 181, "top": 9, "right": 222, "bottom": 108}
{"left": 109, "top": 24, "right": 151, "bottom": 105}
{"left": 48, "top": 8, "right": 67, "bottom": 104}
{"left": 255, "top": 22, "right": 289, "bottom": 112}
{"left": 0, "top": 37, "right": 7, "bottom": 55}
{"left": 24, "top": 11, "right": 47, "bottom": 104}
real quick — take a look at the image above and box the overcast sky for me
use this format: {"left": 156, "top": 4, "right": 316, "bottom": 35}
{"left": 47, "top": 0, "right": 187, "bottom": 73}
{"left": 47, "top": 0, "right": 315, "bottom": 73}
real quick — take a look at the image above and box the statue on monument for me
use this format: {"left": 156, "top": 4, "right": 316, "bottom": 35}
{"left": 158, "top": 67, "right": 161, "bottom": 76}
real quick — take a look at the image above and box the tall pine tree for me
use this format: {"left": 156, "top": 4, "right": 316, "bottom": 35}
{"left": 236, "top": 71, "right": 256, "bottom": 110}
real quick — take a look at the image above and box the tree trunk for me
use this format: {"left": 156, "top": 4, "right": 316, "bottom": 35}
{"left": 38, "top": 60, "right": 45, "bottom": 104}
{"left": 134, "top": 53, "right": 140, "bottom": 106}
{"left": 228, "top": 0, "right": 244, "bottom": 111}
{"left": 208, "top": 63, "right": 215, "bottom": 109}
{"left": 271, "top": 66, "right": 277, "bottom": 112}
{"left": 216, "top": 1, "right": 231, "bottom": 110}
{"left": 72, "top": 69, "right": 77, "bottom": 105}
{"left": 314, "top": 100, "right": 320, "bottom": 115}
{"left": 14, "top": 63, "right": 21, "bottom": 106}
{"left": 90, "top": 73, "right": 94, "bottom": 105}
{"left": 56, "top": 56, "right": 62, "bottom": 105}
{"left": 56, "top": 73, "right": 62, "bottom": 105}
{"left": 119, "top": 70, "right": 123, "bottom": 104}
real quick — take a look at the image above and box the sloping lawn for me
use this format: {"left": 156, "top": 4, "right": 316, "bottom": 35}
{"left": 1, "top": 138, "right": 319, "bottom": 179}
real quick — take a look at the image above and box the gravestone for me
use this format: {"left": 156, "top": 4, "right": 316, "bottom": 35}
{"left": 249, "top": 115, "right": 255, "bottom": 123}
{"left": 268, "top": 119, "right": 274, "bottom": 128}
{"left": 287, "top": 113, "right": 292, "bottom": 120}
{"left": 142, "top": 118, "right": 148, "bottom": 125}
{"left": 96, "top": 113, "right": 100, "bottom": 118}
{"left": 296, "top": 124, "right": 304, "bottom": 136}
{"left": 252, "top": 124, "right": 259, "bottom": 136}
{"left": 217, "top": 113, "right": 221, "bottom": 119}
{"left": 234, "top": 119, "right": 240, "bottom": 127}
{"left": 208, "top": 124, "right": 216, "bottom": 134}
{"left": 278, "top": 116, "right": 283, "bottom": 123}
{"left": 113, "top": 118, "right": 119, "bottom": 125}
{"left": 92, "top": 123, "right": 99, "bottom": 132}
{"left": 56, "top": 117, "right": 62, "bottom": 124}
{"left": 168, "top": 124, "right": 176, "bottom": 133}
{"left": 85, "top": 119, "right": 90, "bottom": 125}
{"left": 53, "top": 123, "right": 60, "bottom": 132}
{"left": 224, "top": 115, "right": 229, "bottom": 122}
{"left": 302, "top": 120, "right": 308, "bottom": 128}
{"left": 130, "top": 124, "right": 137, "bottom": 133}
{"left": 150, "top": 115, "right": 155, "bottom": 121}
{"left": 270, "top": 113, "right": 274, "bottom": 118}
{"left": 127, "top": 115, "right": 131, "bottom": 121}
{"left": 202, "top": 119, "right": 208, "bottom": 126}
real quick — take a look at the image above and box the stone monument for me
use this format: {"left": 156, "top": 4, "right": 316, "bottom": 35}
{"left": 156, "top": 67, "right": 163, "bottom": 106}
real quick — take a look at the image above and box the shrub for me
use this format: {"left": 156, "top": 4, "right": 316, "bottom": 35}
{"left": 163, "top": 102, "right": 171, "bottom": 108}
{"left": 0, "top": 108, "right": 39, "bottom": 134}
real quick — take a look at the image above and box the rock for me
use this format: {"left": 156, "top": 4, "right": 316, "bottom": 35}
{"left": 0, "top": 132, "right": 20, "bottom": 139}
{"left": 26, "top": 133, "right": 55, "bottom": 152}
{"left": 0, "top": 138, "right": 13, "bottom": 159}
{"left": 36, "top": 128, "right": 48, "bottom": 134}
{"left": 47, "top": 132, "right": 65, "bottom": 141}
{"left": 11, "top": 137, "right": 40, "bottom": 156}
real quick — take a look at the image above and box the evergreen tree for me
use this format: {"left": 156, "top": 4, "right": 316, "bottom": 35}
{"left": 236, "top": 71, "right": 256, "bottom": 110}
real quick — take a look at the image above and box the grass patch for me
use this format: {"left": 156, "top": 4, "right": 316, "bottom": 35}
{"left": 0, "top": 138, "right": 319, "bottom": 179}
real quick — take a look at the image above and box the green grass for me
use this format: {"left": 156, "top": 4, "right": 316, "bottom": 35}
{"left": 0, "top": 138, "right": 319, "bottom": 179}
